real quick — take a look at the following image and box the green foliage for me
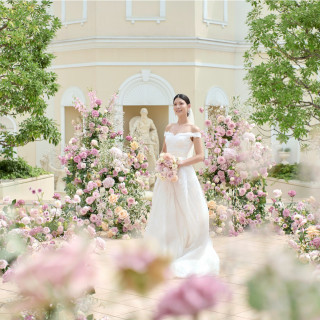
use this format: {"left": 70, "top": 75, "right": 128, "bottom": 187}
{"left": 268, "top": 163, "right": 317, "bottom": 182}
{"left": 245, "top": 0, "right": 320, "bottom": 143}
{"left": 0, "top": 157, "right": 49, "bottom": 180}
{"left": 268, "top": 163, "right": 299, "bottom": 181}
{"left": 0, "top": 0, "right": 61, "bottom": 158}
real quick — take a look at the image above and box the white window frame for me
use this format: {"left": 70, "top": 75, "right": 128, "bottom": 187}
{"left": 61, "top": 0, "right": 87, "bottom": 26}
{"left": 203, "top": 0, "right": 228, "bottom": 28}
{"left": 126, "top": 0, "right": 166, "bottom": 24}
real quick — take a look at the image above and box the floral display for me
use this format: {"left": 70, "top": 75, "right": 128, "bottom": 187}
{"left": 155, "top": 153, "right": 179, "bottom": 182}
{"left": 59, "top": 92, "right": 150, "bottom": 238}
{"left": 267, "top": 190, "right": 320, "bottom": 264}
{"left": 198, "top": 109, "right": 272, "bottom": 236}
{"left": 154, "top": 275, "right": 231, "bottom": 320}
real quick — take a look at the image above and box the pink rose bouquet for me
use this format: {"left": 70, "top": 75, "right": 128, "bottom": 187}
{"left": 155, "top": 153, "right": 179, "bottom": 182}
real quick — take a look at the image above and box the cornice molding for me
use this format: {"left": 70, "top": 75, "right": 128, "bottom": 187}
{"left": 51, "top": 61, "right": 244, "bottom": 70}
{"left": 49, "top": 36, "right": 249, "bottom": 53}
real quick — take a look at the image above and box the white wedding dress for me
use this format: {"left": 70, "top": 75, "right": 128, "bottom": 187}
{"left": 144, "top": 131, "right": 220, "bottom": 278}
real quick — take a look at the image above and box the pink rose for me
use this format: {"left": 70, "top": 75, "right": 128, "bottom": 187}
{"left": 246, "top": 191, "right": 255, "bottom": 201}
{"left": 217, "top": 156, "right": 226, "bottom": 165}
{"left": 199, "top": 107, "right": 204, "bottom": 113}
{"left": 95, "top": 99, "right": 102, "bottom": 105}
{"left": 239, "top": 188, "right": 246, "bottom": 197}
{"left": 73, "top": 155, "right": 81, "bottom": 163}
{"left": 283, "top": 209, "right": 290, "bottom": 217}
{"left": 91, "top": 110, "right": 100, "bottom": 117}
{"left": 86, "top": 197, "right": 95, "bottom": 205}
{"left": 288, "top": 190, "right": 296, "bottom": 197}
{"left": 205, "top": 120, "right": 212, "bottom": 127}
{"left": 154, "top": 275, "right": 230, "bottom": 320}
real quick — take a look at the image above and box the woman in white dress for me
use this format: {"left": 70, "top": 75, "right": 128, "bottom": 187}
{"left": 145, "top": 94, "right": 220, "bottom": 278}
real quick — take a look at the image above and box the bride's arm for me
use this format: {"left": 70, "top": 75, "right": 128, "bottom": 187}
{"left": 178, "top": 132, "right": 204, "bottom": 167}
{"left": 161, "top": 123, "right": 173, "bottom": 153}
{"left": 161, "top": 140, "right": 167, "bottom": 153}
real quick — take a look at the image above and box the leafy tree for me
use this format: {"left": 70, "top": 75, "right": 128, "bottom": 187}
{"left": 245, "top": 0, "right": 320, "bottom": 143}
{"left": 0, "top": 0, "right": 61, "bottom": 158}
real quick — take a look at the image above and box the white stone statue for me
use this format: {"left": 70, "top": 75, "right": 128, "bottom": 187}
{"left": 129, "top": 108, "right": 159, "bottom": 172}
{"left": 40, "top": 154, "right": 66, "bottom": 193}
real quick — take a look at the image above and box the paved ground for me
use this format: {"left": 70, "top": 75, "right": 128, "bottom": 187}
{"left": 0, "top": 229, "right": 287, "bottom": 320}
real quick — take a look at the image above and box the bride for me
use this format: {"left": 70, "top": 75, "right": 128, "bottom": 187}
{"left": 144, "top": 93, "right": 220, "bottom": 278}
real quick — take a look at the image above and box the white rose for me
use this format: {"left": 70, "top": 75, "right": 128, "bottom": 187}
{"left": 54, "top": 200, "right": 62, "bottom": 208}
{"left": 91, "top": 139, "right": 98, "bottom": 147}
{"left": 273, "top": 189, "right": 282, "bottom": 198}
{"left": 0, "top": 260, "right": 8, "bottom": 269}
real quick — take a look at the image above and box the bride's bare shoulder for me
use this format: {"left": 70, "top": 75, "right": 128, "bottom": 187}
{"left": 165, "top": 123, "right": 174, "bottom": 132}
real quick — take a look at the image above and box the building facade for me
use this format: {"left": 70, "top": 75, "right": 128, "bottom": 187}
{"left": 17, "top": 0, "right": 254, "bottom": 166}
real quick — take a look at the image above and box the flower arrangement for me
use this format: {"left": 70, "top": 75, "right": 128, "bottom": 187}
{"left": 6, "top": 236, "right": 100, "bottom": 320}
{"left": 0, "top": 192, "right": 107, "bottom": 273}
{"left": 155, "top": 153, "right": 179, "bottom": 182}
{"left": 267, "top": 190, "right": 320, "bottom": 264}
{"left": 198, "top": 108, "right": 272, "bottom": 236}
{"left": 60, "top": 92, "right": 150, "bottom": 238}
{"left": 0, "top": 192, "right": 75, "bottom": 273}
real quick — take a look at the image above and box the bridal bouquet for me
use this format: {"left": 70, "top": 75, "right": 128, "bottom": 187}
{"left": 156, "top": 153, "right": 179, "bottom": 182}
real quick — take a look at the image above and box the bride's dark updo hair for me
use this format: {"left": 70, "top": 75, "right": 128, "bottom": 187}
{"left": 173, "top": 93, "right": 190, "bottom": 105}
{"left": 173, "top": 94, "right": 191, "bottom": 117}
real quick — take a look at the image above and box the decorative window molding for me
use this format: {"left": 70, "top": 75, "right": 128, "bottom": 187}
{"left": 115, "top": 70, "right": 175, "bottom": 132}
{"left": 61, "top": 0, "right": 87, "bottom": 26}
{"left": 126, "top": 0, "right": 166, "bottom": 24}
{"left": 203, "top": 0, "right": 228, "bottom": 28}
{"left": 205, "top": 87, "right": 229, "bottom": 108}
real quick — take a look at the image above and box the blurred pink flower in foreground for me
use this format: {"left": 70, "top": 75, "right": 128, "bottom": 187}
{"left": 112, "top": 241, "right": 170, "bottom": 294}
{"left": 154, "top": 275, "right": 231, "bottom": 320}
{"left": 8, "top": 236, "right": 98, "bottom": 312}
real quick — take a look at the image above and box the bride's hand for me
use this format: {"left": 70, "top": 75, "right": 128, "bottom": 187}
{"left": 177, "top": 159, "right": 184, "bottom": 168}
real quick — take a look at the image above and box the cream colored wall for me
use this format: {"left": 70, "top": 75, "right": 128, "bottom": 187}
{"left": 19, "top": 0, "right": 254, "bottom": 167}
